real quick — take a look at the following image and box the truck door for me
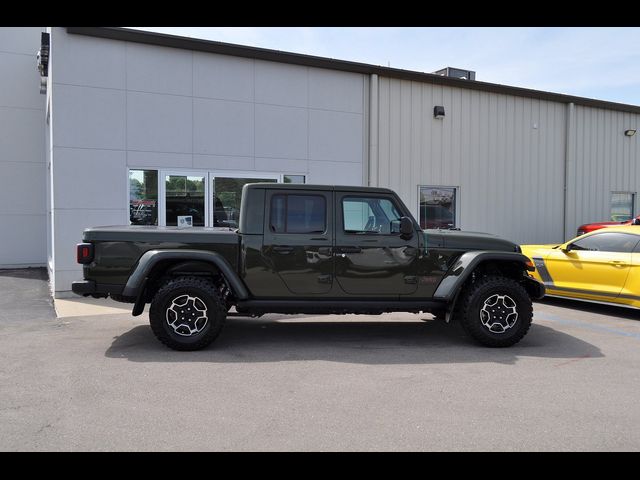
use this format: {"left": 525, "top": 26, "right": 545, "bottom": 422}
{"left": 334, "top": 192, "right": 419, "bottom": 296}
{"left": 262, "top": 189, "right": 334, "bottom": 295}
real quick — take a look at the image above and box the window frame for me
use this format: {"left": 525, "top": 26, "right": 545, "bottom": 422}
{"left": 269, "top": 193, "right": 327, "bottom": 235}
{"left": 569, "top": 231, "right": 640, "bottom": 253}
{"left": 417, "top": 185, "right": 459, "bottom": 230}
{"left": 610, "top": 191, "right": 636, "bottom": 222}
{"left": 126, "top": 168, "right": 307, "bottom": 227}
{"left": 340, "top": 194, "right": 404, "bottom": 236}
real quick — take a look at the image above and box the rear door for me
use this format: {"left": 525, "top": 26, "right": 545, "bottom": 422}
{"left": 262, "top": 189, "right": 334, "bottom": 295}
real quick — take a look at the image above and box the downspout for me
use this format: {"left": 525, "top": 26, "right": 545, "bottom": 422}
{"left": 369, "top": 74, "right": 379, "bottom": 187}
{"left": 563, "top": 102, "right": 574, "bottom": 242}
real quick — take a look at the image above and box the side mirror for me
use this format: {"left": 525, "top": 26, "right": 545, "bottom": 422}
{"left": 633, "top": 218, "right": 640, "bottom": 226}
{"left": 400, "top": 216, "right": 414, "bottom": 237}
{"left": 562, "top": 243, "right": 572, "bottom": 253}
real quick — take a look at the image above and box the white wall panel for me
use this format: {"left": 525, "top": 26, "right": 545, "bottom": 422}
{"left": 0, "top": 107, "right": 45, "bottom": 163}
{"left": 0, "top": 162, "right": 46, "bottom": 215}
{"left": 54, "top": 84, "right": 126, "bottom": 150}
{"left": 193, "top": 154, "right": 255, "bottom": 171}
{"left": 193, "top": 97, "right": 254, "bottom": 156}
{"left": 254, "top": 157, "right": 308, "bottom": 173}
{"left": 0, "top": 214, "right": 46, "bottom": 266}
{"left": 52, "top": 33, "right": 126, "bottom": 90}
{"left": 126, "top": 43, "right": 192, "bottom": 96}
{"left": 126, "top": 91, "right": 192, "bottom": 153}
{"left": 255, "top": 60, "right": 308, "bottom": 107}
{"left": 309, "top": 109, "right": 363, "bottom": 162}
{"left": 0, "top": 27, "right": 43, "bottom": 54}
{"left": 254, "top": 104, "right": 308, "bottom": 159}
{"left": 309, "top": 68, "right": 363, "bottom": 113}
{"left": 0, "top": 27, "right": 46, "bottom": 268}
{"left": 308, "top": 160, "right": 362, "bottom": 185}
{"left": 0, "top": 52, "right": 45, "bottom": 109}
{"left": 127, "top": 151, "right": 193, "bottom": 169}
{"left": 193, "top": 52, "right": 254, "bottom": 102}
{"left": 53, "top": 147, "right": 126, "bottom": 210}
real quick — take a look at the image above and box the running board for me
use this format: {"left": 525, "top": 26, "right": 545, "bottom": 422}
{"left": 235, "top": 299, "right": 445, "bottom": 315}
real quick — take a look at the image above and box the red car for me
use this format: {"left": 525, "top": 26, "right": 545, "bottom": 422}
{"left": 576, "top": 215, "right": 640, "bottom": 236}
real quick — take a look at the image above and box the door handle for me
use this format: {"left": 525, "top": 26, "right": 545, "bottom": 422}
{"left": 609, "top": 260, "right": 628, "bottom": 266}
{"left": 272, "top": 246, "right": 294, "bottom": 254}
{"left": 335, "top": 246, "right": 362, "bottom": 254}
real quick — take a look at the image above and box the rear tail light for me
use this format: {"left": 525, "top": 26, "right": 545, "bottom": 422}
{"left": 76, "top": 243, "right": 94, "bottom": 264}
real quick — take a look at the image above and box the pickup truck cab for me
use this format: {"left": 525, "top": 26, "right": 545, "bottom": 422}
{"left": 73, "top": 183, "right": 544, "bottom": 350}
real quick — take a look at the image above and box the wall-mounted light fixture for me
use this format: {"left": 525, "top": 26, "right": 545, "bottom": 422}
{"left": 434, "top": 106, "right": 445, "bottom": 119}
{"left": 624, "top": 129, "right": 637, "bottom": 137}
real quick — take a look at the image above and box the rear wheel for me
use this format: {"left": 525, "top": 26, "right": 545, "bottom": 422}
{"left": 149, "top": 276, "right": 226, "bottom": 351}
{"left": 455, "top": 275, "right": 532, "bottom": 347}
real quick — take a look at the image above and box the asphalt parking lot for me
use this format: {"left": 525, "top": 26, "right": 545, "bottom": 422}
{"left": 1, "top": 268, "right": 640, "bottom": 451}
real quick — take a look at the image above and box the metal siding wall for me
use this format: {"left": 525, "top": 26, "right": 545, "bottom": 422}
{"left": 566, "top": 105, "right": 640, "bottom": 238}
{"left": 376, "top": 77, "right": 567, "bottom": 244}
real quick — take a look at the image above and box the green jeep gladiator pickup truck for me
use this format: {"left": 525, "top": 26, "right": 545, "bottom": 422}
{"left": 72, "top": 183, "right": 544, "bottom": 351}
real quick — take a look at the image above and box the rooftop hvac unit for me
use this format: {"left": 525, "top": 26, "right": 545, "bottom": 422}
{"left": 434, "top": 67, "right": 476, "bottom": 80}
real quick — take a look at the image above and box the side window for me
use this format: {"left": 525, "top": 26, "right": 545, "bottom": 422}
{"left": 269, "top": 194, "right": 326, "bottom": 234}
{"left": 342, "top": 196, "right": 401, "bottom": 234}
{"left": 571, "top": 232, "right": 640, "bottom": 253}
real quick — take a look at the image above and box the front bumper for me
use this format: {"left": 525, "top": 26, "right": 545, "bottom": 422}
{"left": 523, "top": 275, "right": 546, "bottom": 300}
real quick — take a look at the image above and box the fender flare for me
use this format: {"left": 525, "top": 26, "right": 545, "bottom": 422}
{"left": 433, "top": 250, "right": 538, "bottom": 302}
{"left": 121, "top": 249, "right": 249, "bottom": 300}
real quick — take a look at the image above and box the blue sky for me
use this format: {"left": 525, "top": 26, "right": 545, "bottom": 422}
{"left": 134, "top": 27, "right": 640, "bottom": 107}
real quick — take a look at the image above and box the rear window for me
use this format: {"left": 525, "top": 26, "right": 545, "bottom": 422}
{"left": 269, "top": 194, "right": 326, "bottom": 234}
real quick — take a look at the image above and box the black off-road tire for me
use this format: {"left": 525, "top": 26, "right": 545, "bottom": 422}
{"left": 454, "top": 275, "right": 533, "bottom": 348}
{"left": 149, "top": 276, "right": 227, "bottom": 351}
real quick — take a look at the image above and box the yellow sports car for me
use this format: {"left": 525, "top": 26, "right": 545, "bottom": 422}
{"left": 521, "top": 225, "right": 640, "bottom": 309}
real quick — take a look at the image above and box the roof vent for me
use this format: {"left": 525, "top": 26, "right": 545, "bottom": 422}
{"left": 434, "top": 67, "right": 475, "bottom": 80}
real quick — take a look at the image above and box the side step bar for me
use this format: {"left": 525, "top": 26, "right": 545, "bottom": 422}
{"left": 235, "top": 299, "right": 446, "bottom": 315}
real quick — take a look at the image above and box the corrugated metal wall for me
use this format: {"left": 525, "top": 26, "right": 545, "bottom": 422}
{"left": 373, "top": 78, "right": 640, "bottom": 245}
{"left": 565, "top": 105, "right": 640, "bottom": 239}
{"left": 373, "top": 77, "right": 569, "bottom": 245}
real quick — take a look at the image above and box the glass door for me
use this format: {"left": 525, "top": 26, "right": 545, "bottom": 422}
{"left": 161, "top": 171, "right": 208, "bottom": 226}
{"left": 210, "top": 174, "right": 279, "bottom": 228}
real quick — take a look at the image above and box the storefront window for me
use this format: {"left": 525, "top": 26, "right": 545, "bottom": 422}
{"left": 611, "top": 192, "right": 636, "bottom": 222}
{"left": 419, "top": 186, "right": 457, "bottom": 229}
{"left": 129, "top": 169, "right": 158, "bottom": 225}
{"left": 165, "top": 174, "right": 206, "bottom": 226}
{"left": 213, "top": 177, "right": 277, "bottom": 228}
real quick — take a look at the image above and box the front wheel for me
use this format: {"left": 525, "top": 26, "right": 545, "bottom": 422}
{"left": 455, "top": 275, "right": 533, "bottom": 347}
{"left": 148, "top": 276, "right": 226, "bottom": 351}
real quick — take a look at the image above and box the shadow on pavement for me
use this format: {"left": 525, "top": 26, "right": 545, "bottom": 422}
{"left": 105, "top": 315, "right": 603, "bottom": 365}
{"left": 536, "top": 297, "right": 640, "bottom": 321}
